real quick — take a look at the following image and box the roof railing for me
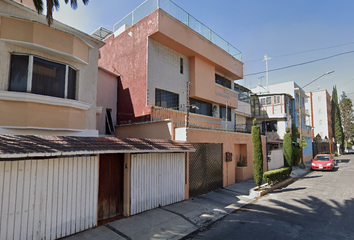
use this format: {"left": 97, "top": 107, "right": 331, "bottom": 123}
{"left": 113, "top": 0, "right": 242, "bottom": 62}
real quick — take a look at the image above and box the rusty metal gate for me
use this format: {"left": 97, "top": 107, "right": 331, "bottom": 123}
{"left": 189, "top": 143, "right": 223, "bottom": 198}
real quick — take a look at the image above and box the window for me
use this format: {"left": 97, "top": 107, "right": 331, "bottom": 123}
{"left": 274, "top": 95, "right": 280, "bottom": 104}
{"left": 155, "top": 88, "right": 179, "bottom": 109}
{"left": 219, "top": 106, "right": 231, "bottom": 121}
{"left": 180, "top": 58, "right": 183, "bottom": 74}
{"left": 318, "top": 108, "right": 322, "bottom": 114}
{"left": 301, "top": 97, "right": 304, "bottom": 107}
{"left": 319, "top": 119, "right": 322, "bottom": 125}
{"left": 318, "top": 96, "right": 321, "bottom": 102}
{"left": 190, "top": 98, "right": 212, "bottom": 117}
{"left": 260, "top": 98, "right": 266, "bottom": 106}
{"left": 266, "top": 97, "right": 271, "bottom": 105}
{"left": 215, "top": 74, "right": 231, "bottom": 89}
{"left": 265, "top": 120, "right": 277, "bottom": 132}
{"left": 105, "top": 109, "right": 115, "bottom": 134}
{"left": 9, "top": 54, "right": 77, "bottom": 99}
{"left": 304, "top": 98, "right": 309, "bottom": 103}
{"left": 252, "top": 98, "right": 260, "bottom": 116}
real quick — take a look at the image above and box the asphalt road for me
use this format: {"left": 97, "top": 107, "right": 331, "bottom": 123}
{"left": 185, "top": 154, "right": 354, "bottom": 240}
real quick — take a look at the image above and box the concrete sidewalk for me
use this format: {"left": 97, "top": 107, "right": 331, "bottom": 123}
{"left": 64, "top": 165, "right": 310, "bottom": 240}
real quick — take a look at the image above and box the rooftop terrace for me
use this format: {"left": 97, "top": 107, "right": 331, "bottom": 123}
{"left": 112, "top": 0, "right": 242, "bottom": 62}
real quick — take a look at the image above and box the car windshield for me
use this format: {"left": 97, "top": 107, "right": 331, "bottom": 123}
{"left": 314, "top": 156, "right": 330, "bottom": 161}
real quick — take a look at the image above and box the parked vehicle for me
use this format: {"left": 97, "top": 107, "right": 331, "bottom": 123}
{"left": 344, "top": 149, "right": 354, "bottom": 154}
{"left": 311, "top": 154, "right": 335, "bottom": 170}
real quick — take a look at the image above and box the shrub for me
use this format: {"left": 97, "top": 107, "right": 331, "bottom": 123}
{"left": 252, "top": 118, "right": 263, "bottom": 187}
{"left": 237, "top": 155, "right": 247, "bottom": 167}
{"left": 263, "top": 167, "right": 292, "bottom": 185}
{"left": 283, "top": 129, "right": 292, "bottom": 170}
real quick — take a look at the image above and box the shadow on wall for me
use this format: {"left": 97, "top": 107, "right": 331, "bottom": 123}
{"left": 117, "top": 76, "right": 150, "bottom": 124}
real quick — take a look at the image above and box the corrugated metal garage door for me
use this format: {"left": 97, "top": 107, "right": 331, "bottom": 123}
{"left": 0, "top": 156, "right": 98, "bottom": 240}
{"left": 130, "top": 153, "right": 185, "bottom": 215}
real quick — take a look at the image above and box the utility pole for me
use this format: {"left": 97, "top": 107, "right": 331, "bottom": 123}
{"left": 263, "top": 54, "right": 271, "bottom": 92}
{"left": 185, "top": 82, "right": 190, "bottom": 128}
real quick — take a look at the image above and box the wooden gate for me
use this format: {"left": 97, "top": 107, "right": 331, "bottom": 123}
{"left": 98, "top": 154, "right": 124, "bottom": 222}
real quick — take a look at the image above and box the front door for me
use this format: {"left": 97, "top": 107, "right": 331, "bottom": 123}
{"left": 98, "top": 153, "right": 124, "bottom": 222}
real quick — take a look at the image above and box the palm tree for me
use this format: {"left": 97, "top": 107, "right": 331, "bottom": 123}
{"left": 32, "top": 0, "right": 89, "bottom": 26}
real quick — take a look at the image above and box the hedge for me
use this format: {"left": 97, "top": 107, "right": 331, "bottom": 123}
{"left": 252, "top": 118, "right": 263, "bottom": 187}
{"left": 263, "top": 167, "right": 292, "bottom": 185}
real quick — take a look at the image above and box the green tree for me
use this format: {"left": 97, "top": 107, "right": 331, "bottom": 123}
{"left": 339, "top": 92, "right": 354, "bottom": 150}
{"left": 291, "top": 123, "right": 301, "bottom": 165}
{"left": 331, "top": 86, "right": 344, "bottom": 151}
{"left": 283, "top": 127, "right": 292, "bottom": 170}
{"left": 32, "top": 0, "right": 89, "bottom": 26}
{"left": 252, "top": 118, "right": 263, "bottom": 187}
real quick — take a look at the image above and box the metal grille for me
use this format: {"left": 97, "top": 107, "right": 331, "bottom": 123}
{"left": 189, "top": 143, "right": 223, "bottom": 198}
{"left": 313, "top": 141, "right": 330, "bottom": 157}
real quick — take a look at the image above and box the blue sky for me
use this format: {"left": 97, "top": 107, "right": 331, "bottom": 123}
{"left": 53, "top": 0, "right": 354, "bottom": 102}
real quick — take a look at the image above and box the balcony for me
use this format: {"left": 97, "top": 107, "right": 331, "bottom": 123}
{"left": 113, "top": 0, "right": 242, "bottom": 62}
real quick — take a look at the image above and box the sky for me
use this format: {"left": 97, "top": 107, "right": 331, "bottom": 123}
{"left": 53, "top": 0, "right": 354, "bottom": 103}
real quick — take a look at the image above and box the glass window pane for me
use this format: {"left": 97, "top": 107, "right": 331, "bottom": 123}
{"left": 32, "top": 57, "right": 65, "bottom": 98}
{"left": 67, "top": 67, "right": 76, "bottom": 100}
{"left": 9, "top": 55, "right": 28, "bottom": 92}
{"left": 189, "top": 98, "right": 212, "bottom": 116}
{"left": 215, "top": 74, "right": 231, "bottom": 89}
{"left": 219, "top": 106, "right": 231, "bottom": 121}
{"left": 155, "top": 88, "right": 179, "bottom": 109}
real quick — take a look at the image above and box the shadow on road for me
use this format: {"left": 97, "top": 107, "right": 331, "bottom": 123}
{"left": 339, "top": 159, "right": 350, "bottom": 163}
{"left": 301, "top": 175, "right": 322, "bottom": 179}
{"left": 271, "top": 187, "right": 307, "bottom": 194}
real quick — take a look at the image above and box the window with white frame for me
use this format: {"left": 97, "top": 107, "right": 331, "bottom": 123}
{"left": 266, "top": 96, "right": 271, "bottom": 105}
{"left": 260, "top": 98, "right": 266, "bottom": 106}
{"left": 274, "top": 95, "right": 280, "bottom": 104}
{"left": 9, "top": 54, "right": 77, "bottom": 99}
{"left": 260, "top": 97, "right": 271, "bottom": 105}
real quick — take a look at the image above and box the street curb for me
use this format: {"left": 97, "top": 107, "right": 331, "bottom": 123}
{"left": 249, "top": 177, "right": 294, "bottom": 198}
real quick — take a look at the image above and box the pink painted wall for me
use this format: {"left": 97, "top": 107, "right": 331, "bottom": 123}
{"left": 98, "top": 11, "right": 159, "bottom": 124}
{"left": 99, "top": 9, "right": 243, "bottom": 125}
{"left": 186, "top": 128, "right": 267, "bottom": 187}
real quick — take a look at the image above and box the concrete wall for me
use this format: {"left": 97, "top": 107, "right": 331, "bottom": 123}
{"left": 147, "top": 38, "right": 189, "bottom": 111}
{"left": 307, "top": 90, "right": 331, "bottom": 139}
{"left": 99, "top": 8, "right": 243, "bottom": 125}
{"left": 96, "top": 67, "right": 118, "bottom": 136}
{"left": 185, "top": 128, "right": 267, "bottom": 187}
{"left": 0, "top": 1, "right": 102, "bottom": 136}
{"left": 115, "top": 121, "right": 173, "bottom": 140}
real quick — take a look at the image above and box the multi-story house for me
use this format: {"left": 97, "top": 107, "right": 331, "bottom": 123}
{"left": 305, "top": 89, "right": 333, "bottom": 152}
{"left": 0, "top": 0, "right": 194, "bottom": 238}
{"left": 251, "top": 81, "right": 313, "bottom": 162}
{"left": 98, "top": 0, "right": 267, "bottom": 198}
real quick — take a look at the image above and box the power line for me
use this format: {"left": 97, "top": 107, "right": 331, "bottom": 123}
{"left": 244, "top": 50, "right": 354, "bottom": 77}
{"left": 244, "top": 41, "right": 354, "bottom": 63}
{"left": 339, "top": 78, "right": 354, "bottom": 89}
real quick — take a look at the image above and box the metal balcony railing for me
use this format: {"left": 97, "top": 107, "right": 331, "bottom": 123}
{"left": 113, "top": 0, "right": 242, "bottom": 62}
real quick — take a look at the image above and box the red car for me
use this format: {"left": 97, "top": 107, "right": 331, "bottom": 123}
{"left": 311, "top": 154, "right": 335, "bottom": 170}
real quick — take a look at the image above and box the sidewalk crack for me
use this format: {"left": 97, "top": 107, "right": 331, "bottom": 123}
{"left": 104, "top": 224, "right": 132, "bottom": 240}
{"left": 161, "top": 208, "right": 199, "bottom": 228}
